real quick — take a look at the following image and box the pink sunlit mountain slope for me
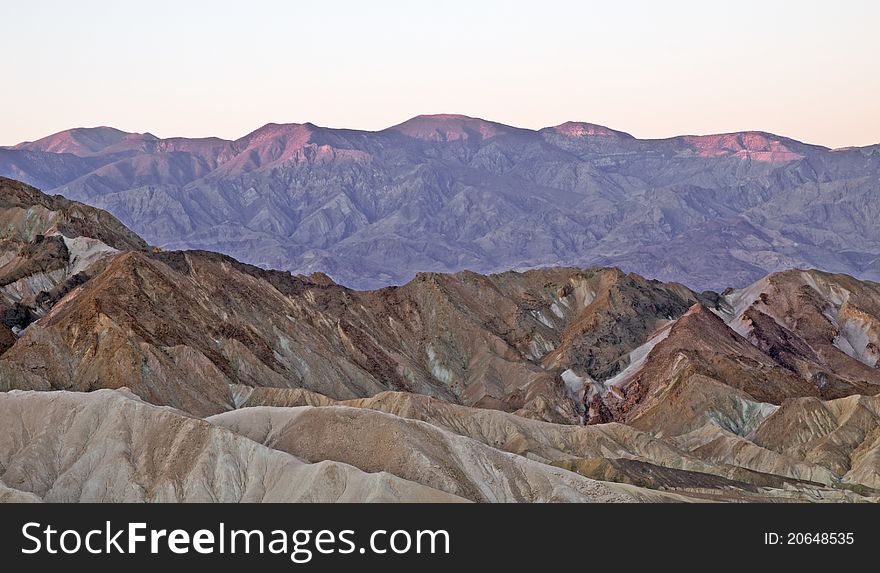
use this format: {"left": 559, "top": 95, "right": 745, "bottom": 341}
{"left": 2, "top": 115, "right": 879, "bottom": 291}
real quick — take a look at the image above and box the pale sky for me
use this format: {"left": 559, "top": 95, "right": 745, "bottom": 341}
{"left": 2, "top": 0, "right": 879, "bottom": 148}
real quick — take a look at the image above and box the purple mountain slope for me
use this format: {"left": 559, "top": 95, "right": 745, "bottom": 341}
{"left": 3, "top": 114, "right": 879, "bottom": 290}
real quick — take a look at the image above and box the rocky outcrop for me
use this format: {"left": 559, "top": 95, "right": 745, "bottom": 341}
{"left": 723, "top": 270, "right": 880, "bottom": 397}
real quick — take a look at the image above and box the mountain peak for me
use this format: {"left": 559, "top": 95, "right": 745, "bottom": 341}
{"left": 680, "top": 132, "right": 806, "bottom": 162}
{"left": 12, "top": 126, "right": 158, "bottom": 156}
{"left": 237, "top": 122, "right": 315, "bottom": 145}
{"left": 386, "top": 114, "right": 517, "bottom": 142}
{"left": 219, "top": 122, "right": 364, "bottom": 173}
{"left": 413, "top": 113, "right": 475, "bottom": 121}
{"left": 546, "top": 121, "right": 631, "bottom": 138}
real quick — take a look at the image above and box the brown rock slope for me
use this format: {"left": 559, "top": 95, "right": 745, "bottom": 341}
{"left": 753, "top": 394, "right": 880, "bottom": 490}
{"left": 0, "top": 182, "right": 723, "bottom": 421}
{"left": 577, "top": 271, "right": 880, "bottom": 437}
{"left": 0, "top": 177, "right": 147, "bottom": 252}
{"left": 0, "top": 176, "right": 147, "bottom": 340}
{"left": 602, "top": 304, "right": 817, "bottom": 437}
{"left": 723, "top": 270, "right": 880, "bottom": 397}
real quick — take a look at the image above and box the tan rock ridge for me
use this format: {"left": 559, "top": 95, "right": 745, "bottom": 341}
{"left": 208, "top": 405, "right": 675, "bottom": 503}
{"left": 0, "top": 389, "right": 463, "bottom": 503}
{"left": 226, "top": 388, "right": 875, "bottom": 502}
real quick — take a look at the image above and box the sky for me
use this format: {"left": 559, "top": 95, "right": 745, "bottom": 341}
{"left": 2, "top": 0, "right": 879, "bottom": 148}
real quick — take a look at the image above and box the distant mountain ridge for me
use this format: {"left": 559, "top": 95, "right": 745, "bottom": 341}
{"left": 2, "top": 115, "right": 879, "bottom": 290}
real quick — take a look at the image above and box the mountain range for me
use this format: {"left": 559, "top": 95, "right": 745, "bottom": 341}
{"left": 3, "top": 115, "right": 880, "bottom": 290}
{"left": 1, "top": 176, "right": 879, "bottom": 502}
